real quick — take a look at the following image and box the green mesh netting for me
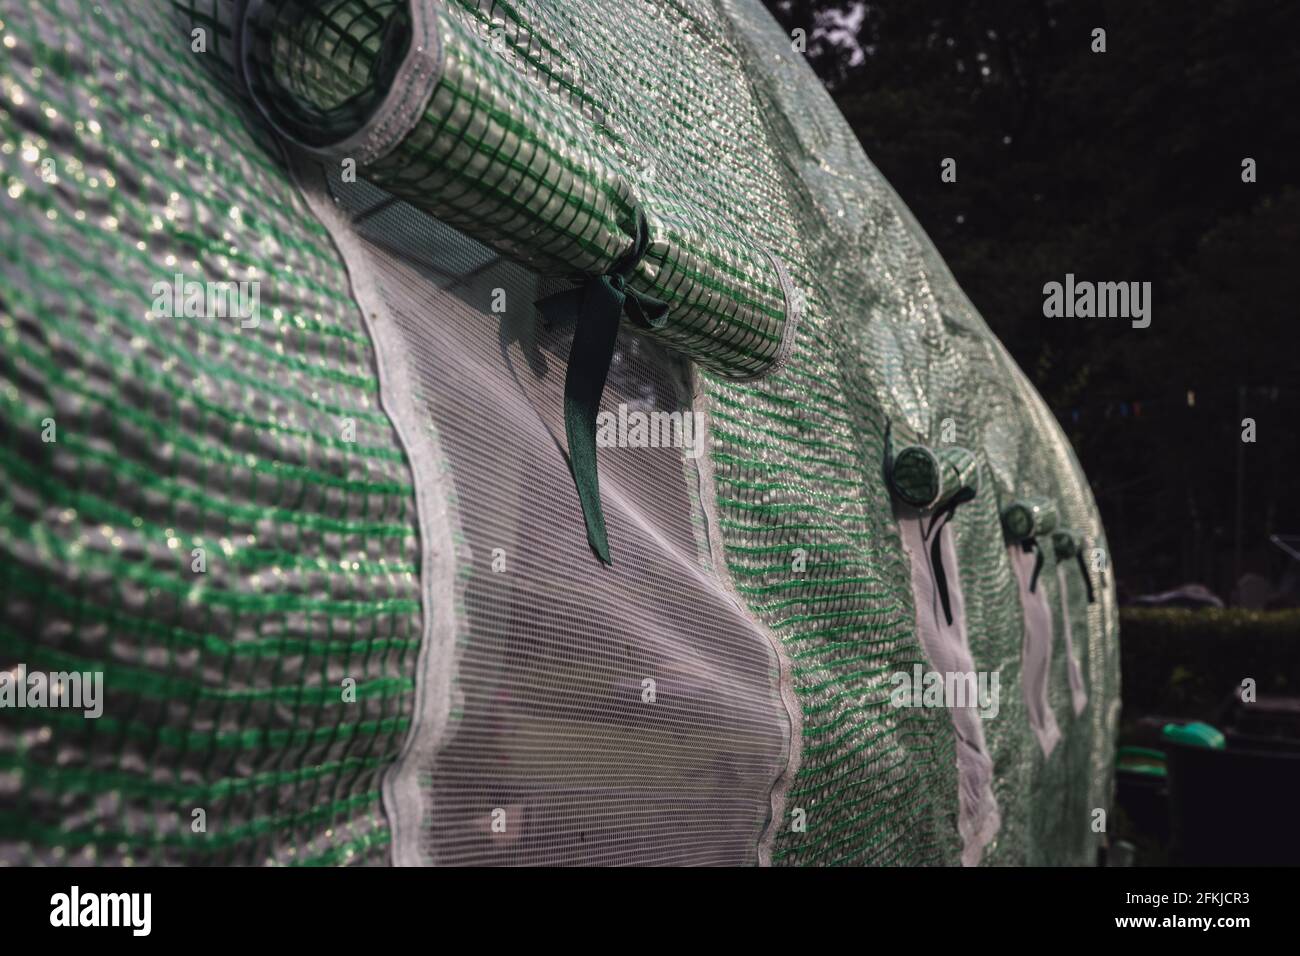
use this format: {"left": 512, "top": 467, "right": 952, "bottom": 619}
{"left": 0, "top": 0, "right": 420, "bottom": 864}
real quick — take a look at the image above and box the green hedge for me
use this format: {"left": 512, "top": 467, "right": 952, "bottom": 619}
{"left": 1120, "top": 608, "right": 1300, "bottom": 720}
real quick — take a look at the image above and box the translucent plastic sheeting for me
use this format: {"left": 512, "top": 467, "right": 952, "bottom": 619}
{"left": 1010, "top": 545, "right": 1064, "bottom": 759}
{"left": 896, "top": 507, "right": 999, "bottom": 866}
{"left": 313, "top": 168, "right": 796, "bottom": 865}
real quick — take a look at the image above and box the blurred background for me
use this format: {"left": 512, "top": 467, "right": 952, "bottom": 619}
{"left": 762, "top": 0, "right": 1300, "bottom": 863}
{"left": 764, "top": 0, "right": 1299, "bottom": 607}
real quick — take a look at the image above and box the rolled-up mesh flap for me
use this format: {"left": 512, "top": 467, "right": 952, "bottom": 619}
{"left": 1051, "top": 528, "right": 1081, "bottom": 559}
{"left": 240, "top": 0, "right": 798, "bottom": 379}
{"left": 1001, "top": 497, "right": 1059, "bottom": 543}
{"left": 889, "top": 444, "right": 979, "bottom": 511}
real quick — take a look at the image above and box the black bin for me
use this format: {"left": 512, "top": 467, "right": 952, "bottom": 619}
{"left": 1164, "top": 739, "right": 1300, "bottom": 865}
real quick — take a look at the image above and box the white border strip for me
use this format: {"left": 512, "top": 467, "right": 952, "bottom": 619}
{"left": 689, "top": 368, "right": 803, "bottom": 867}
{"left": 897, "top": 506, "right": 1000, "bottom": 866}
{"left": 1010, "top": 544, "right": 1062, "bottom": 758}
{"left": 290, "top": 152, "right": 461, "bottom": 867}
{"left": 1056, "top": 564, "right": 1089, "bottom": 717}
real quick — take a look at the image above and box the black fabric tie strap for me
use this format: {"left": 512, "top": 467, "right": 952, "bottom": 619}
{"left": 1075, "top": 550, "right": 1097, "bottom": 604}
{"left": 1023, "top": 538, "right": 1045, "bottom": 594}
{"left": 926, "top": 486, "right": 975, "bottom": 626}
{"left": 536, "top": 211, "right": 669, "bottom": 564}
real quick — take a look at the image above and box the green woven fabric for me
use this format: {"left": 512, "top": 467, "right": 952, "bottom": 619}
{"left": 0, "top": 0, "right": 420, "bottom": 864}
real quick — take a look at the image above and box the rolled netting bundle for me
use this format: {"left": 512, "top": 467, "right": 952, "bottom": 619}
{"left": 888, "top": 444, "right": 979, "bottom": 511}
{"left": 1002, "top": 497, "right": 1059, "bottom": 543}
{"left": 1051, "top": 528, "right": 1081, "bottom": 559}
{"left": 239, "top": 0, "right": 798, "bottom": 379}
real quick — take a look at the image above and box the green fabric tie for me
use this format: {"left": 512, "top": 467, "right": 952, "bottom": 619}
{"left": 537, "top": 211, "right": 668, "bottom": 564}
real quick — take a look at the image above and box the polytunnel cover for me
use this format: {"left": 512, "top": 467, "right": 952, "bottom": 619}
{"left": 0, "top": 0, "right": 1119, "bottom": 865}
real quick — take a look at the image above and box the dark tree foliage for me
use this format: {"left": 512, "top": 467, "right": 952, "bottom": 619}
{"left": 764, "top": 0, "right": 1300, "bottom": 599}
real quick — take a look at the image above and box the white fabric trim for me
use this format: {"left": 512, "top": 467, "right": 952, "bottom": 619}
{"left": 690, "top": 369, "right": 803, "bottom": 867}
{"left": 1056, "top": 564, "right": 1089, "bottom": 717}
{"left": 290, "top": 154, "right": 462, "bottom": 867}
{"left": 898, "top": 510, "right": 999, "bottom": 866}
{"left": 1010, "top": 545, "right": 1062, "bottom": 757}
{"left": 714, "top": 248, "right": 802, "bottom": 383}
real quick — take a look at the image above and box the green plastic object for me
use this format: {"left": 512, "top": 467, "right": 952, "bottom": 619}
{"left": 1162, "top": 722, "right": 1227, "bottom": 750}
{"left": 1116, "top": 746, "right": 1168, "bottom": 778}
